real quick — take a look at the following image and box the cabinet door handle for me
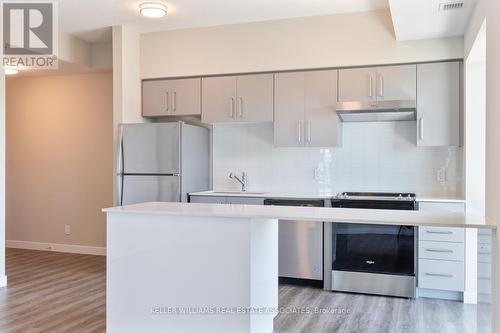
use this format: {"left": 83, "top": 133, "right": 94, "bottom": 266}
{"left": 425, "top": 273, "right": 454, "bottom": 278}
{"left": 426, "top": 230, "right": 452, "bottom": 235}
{"left": 239, "top": 97, "right": 244, "bottom": 118}
{"left": 425, "top": 249, "right": 454, "bottom": 253}
{"left": 368, "top": 75, "right": 373, "bottom": 98}
{"left": 419, "top": 117, "right": 424, "bottom": 141}
{"left": 165, "top": 92, "right": 169, "bottom": 112}
{"left": 378, "top": 75, "right": 384, "bottom": 98}
{"left": 297, "top": 121, "right": 302, "bottom": 143}
{"left": 306, "top": 120, "right": 311, "bottom": 143}
{"left": 229, "top": 98, "right": 235, "bottom": 118}
{"left": 173, "top": 91, "right": 177, "bottom": 111}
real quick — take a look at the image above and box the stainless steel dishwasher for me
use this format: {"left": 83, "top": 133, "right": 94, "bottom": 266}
{"left": 264, "top": 199, "right": 325, "bottom": 287}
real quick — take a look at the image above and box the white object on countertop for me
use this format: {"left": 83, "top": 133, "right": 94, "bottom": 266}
{"left": 103, "top": 201, "right": 494, "bottom": 229}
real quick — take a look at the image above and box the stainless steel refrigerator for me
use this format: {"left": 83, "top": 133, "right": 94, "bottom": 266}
{"left": 116, "top": 122, "right": 210, "bottom": 205}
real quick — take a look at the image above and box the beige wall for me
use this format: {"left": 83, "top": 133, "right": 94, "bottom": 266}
{"left": 141, "top": 9, "right": 463, "bottom": 79}
{"left": 6, "top": 72, "right": 113, "bottom": 248}
{"left": 465, "top": 0, "right": 500, "bottom": 330}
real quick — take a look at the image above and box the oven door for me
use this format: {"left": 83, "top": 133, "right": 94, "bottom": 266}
{"left": 332, "top": 223, "right": 415, "bottom": 276}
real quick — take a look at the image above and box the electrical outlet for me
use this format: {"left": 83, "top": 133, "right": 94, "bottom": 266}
{"left": 64, "top": 224, "right": 71, "bottom": 236}
{"left": 437, "top": 168, "right": 446, "bottom": 184}
{"left": 314, "top": 167, "right": 320, "bottom": 180}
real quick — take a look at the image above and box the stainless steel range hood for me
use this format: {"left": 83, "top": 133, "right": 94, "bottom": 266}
{"left": 335, "top": 100, "right": 417, "bottom": 122}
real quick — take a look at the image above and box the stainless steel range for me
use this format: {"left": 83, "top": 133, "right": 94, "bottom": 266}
{"left": 330, "top": 192, "right": 417, "bottom": 298}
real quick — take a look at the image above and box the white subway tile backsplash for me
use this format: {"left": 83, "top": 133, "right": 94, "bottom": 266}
{"left": 212, "top": 122, "right": 464, "bottom": 197}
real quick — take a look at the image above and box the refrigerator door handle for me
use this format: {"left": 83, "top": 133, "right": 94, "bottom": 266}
{"left": 116, "top": 174, "right": 123, "bottom": 206}
{"left": 116, "top": 126, "right": 125, "bottom": 206}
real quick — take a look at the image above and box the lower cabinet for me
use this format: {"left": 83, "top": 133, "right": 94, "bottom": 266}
{"left": 189, "top": 195, "right": 227, "bottom": 204}
{"left": 417, "top": 201, "right": 467, "bottom": 301}
{"left": 189, "top": 195, "right": 264, "bottom": 205}
{"left": 418, "top": 259, "right": 465, "bottom": 292}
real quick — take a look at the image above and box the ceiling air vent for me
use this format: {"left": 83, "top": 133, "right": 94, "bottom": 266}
{"left": 439, "top": 2, "right": 464, "bottom": 11}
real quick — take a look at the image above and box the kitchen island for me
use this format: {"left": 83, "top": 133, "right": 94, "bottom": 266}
{"left": 103, "top": 202, "right": 495, "bottom": 333}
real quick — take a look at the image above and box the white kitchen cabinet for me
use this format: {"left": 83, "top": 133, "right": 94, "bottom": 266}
{"left": 189, "top": 195, "right": 227, "bottom": 204}
{"left": 419, "top": 226, "right": 465, "bottom": 243}
{"left": 202, "top": 74, "right": 273, "bottom": 124}
{"left": 201, "top": 76, "right": 237, "bottom": 123}
{"left": 418, "top": 259, "right": 465, "bottom": 292}
{"left": 142, "top": 80, "right": 170, "bottom": 117}
{"left": 142, "top": 78, "right": 201, "bottom": 117}
{"left": 376, "top": 65, "right": 417, "bottom": 101}
{"left": 274, "top": 70, "right": 342, "bottom": 147}
{"left": 417, "top": 201, "right": 467, "bottom": 298}
{"left": 417, "top": 62, "right": 461, "bottom": 147}
{"left": 189, "top": 195, "right": 264, "bottom": 206}
{"left": 274, "top": 72, "right": 305, "bottom": 147}
{"left": 338, "top": 67, "right": 375, "bottom": 102}
{"left": 226, "top": 197, "right": 265, "bottom": 205}
{"left": 338, "top": 64, "right": 416, "bottom": 102}
{"left": 305, "top": 70, "right": 342, "bottom": 147}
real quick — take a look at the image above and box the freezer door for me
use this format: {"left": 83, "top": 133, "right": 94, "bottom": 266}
{"left": 121, "top": 123, "right": 180, "bottom": 174}
{"left": 120, "top": 175, "right": 181, "bottom": 205}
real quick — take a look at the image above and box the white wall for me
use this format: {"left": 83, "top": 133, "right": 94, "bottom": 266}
{"left": 112, "top": 25, "right": 148, "bottom": 203}
{"left": 141, "top": 10, "right": 463, "bottom": 79}
{"left": 465, "top": 0, "right": 500, "bottom": 331}
{"left": 213, "top": 122, "right": 463, "bottom": 197}
{"left": 0, "top": 70, "right": 6, "bottom": 286}
{"left": 465, "top": 21, "right": 486, "bottom": 216}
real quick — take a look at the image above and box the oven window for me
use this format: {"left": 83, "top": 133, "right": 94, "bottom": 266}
{"left": 332, "top": 223, "right": 414, "bottom": 276}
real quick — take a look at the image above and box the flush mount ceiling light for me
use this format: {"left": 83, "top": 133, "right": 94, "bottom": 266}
{"left": 140, "top": 2, "right": 167, "bottom": 18}
{"left": 4, "top": 65, "right": 19, "bottom": 75}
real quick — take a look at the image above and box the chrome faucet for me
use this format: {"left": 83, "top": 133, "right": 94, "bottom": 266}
{"left": 229, "top": 172, "right": 247, "bottom": 192}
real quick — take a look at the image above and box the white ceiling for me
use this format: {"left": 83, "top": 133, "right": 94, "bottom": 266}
{"left": 60, "top": 0, "right": 389, "bottom": 42}
{"left": 389, "top": 0, "right": 477, "bottom": 41}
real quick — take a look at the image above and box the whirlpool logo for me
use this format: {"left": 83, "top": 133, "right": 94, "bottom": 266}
{"left": 2, "top": 1, "right": 58, "bottom": 69}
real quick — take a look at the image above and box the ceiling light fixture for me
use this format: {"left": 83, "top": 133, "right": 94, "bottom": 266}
{"left": 4, "top": 65, "right": 19, "bottom": 75}
{"left": 140, "top": 2, "right": 167, "bottom": 18}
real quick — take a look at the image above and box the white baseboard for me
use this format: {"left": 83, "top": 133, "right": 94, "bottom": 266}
{"left": 0, "top": 275, "right": 7, "bottom": 288}
{"left": 463, "top": 290, "right": 478, "bottom": 304}
{"left": 6, "top": 240, "right": 106, "bottom": 256}
{"left": 417, "top": 288, "right": 463, "bottom": 301}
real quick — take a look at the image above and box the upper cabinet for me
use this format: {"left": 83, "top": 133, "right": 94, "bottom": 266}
{"left": 338, "top": 65, "right": 416, "bottom": 102}
{"left": 202, "top": 74, "right": 274, "bottom": 124}
{"left": 275, "top": 70, "right": 342, "bottom": 147}
{"left": 142, "top": 78, "right": 201, "bottom": 117}
{"left": 417, "top": 62, "right": 461, "bottom": 147}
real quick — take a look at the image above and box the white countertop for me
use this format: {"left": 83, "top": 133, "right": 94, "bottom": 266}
{"left": 189, "top": 190, "right": 466, "bottom": 203}
{"left": 189, "top": 190, "right": 335, "bottom": 199}
{"left": 103, "top": 202, "right": 495, "bottom": 229}
{"left": 415, "top": 196, "right": 466, "bottom": 203}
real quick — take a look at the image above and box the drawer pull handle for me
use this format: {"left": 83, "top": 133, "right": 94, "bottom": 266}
{"left": 425, "top": 249, "right": 454, "bottom": 253}
{"left": 426, "top": 230, "right": 453, "bottom": 235}
{"left": 425, "top": 273, "right": 454, "bottom": 278}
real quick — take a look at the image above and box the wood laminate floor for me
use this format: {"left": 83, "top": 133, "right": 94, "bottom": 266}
{"left": 0, "top": 249, "right": 489, "bottom": 333}
{"left": 0, "top": 248, "right": 106, "bottom": 333}
{"left": 274, "top": 285, "right": 490, "bottom": 333}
